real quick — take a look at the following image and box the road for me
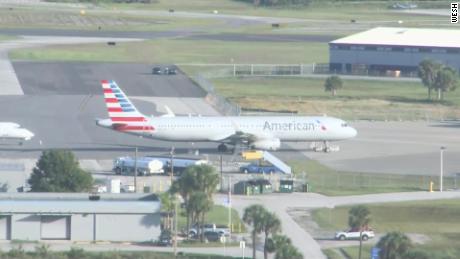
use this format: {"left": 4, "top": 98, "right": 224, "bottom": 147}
{"left": 219, "top": 191, "right": 460, "bottom": 259}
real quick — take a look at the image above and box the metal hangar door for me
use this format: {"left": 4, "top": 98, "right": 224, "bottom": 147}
{"left": 40, "top": 215, "right": 70, "bottom": 240}
{"left": 0, "top": 215, "right": 11, "bottom": 240}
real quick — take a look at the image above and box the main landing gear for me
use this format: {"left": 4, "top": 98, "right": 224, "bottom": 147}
{"left": 217, "top": 143, "right": 246, "bottom": 156}
{"left": 217, "top": 143, "right": 228, "bottom": 153}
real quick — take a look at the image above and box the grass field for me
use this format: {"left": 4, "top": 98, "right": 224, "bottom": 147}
{"left": 0, "top": 34, "right": 17, "bottom": 41}
{"left": 10, "top": 39, "right": 328, "bottom": 64}
{"left": 1, "top": 0, "right": 450, "bottom": 35}
{"left": 315, "top": 200, "right": 460, "bottom": 259}
{"left": 289, "top": 159, "right": 453, "bottom": 196}
{"left": 0, "top": 7, "right": 224, "bottom": 32}
{"left": 101, "top": 0, "right": 449, "bottom": 22}
{"left": 211, "top": 77, "right": 460, "bottom": 120}
{"left": 177, "top": 205, "right": 245, "bottom": 233}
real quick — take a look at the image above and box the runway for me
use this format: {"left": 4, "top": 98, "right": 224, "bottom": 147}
{"left": 0, "top": 28, "right": 337, "bottom": 43}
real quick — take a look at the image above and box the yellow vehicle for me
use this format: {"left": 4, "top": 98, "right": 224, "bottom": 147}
{"left": 241, "top": 150, "right": 263, "bottom": 160}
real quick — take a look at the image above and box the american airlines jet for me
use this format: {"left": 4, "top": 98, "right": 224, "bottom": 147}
{"left": 96, "top": 80, "right": 357, "bottom": 152}
{"left": 0, "top": 122, "right": 34, "bottom": 144}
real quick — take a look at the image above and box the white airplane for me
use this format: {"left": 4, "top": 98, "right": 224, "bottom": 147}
{"left": 0, "top": 122, "right": 34, "bottom": 144}
{"left": 96, "top": 80, "right": 357, "bottom": 152}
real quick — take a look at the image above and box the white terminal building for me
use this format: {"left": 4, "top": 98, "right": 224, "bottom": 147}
{"left": 329, "top": 27, "right": 460, "bottom": 75}
{"left": 0, "top": 193, "right": 161, "bottom": 242}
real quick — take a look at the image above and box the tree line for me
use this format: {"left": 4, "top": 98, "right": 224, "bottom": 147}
{"left": 323, "top": 59, "right": 460, "bottom": 102}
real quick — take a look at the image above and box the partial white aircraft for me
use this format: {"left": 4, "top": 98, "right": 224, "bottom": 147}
{"left": 96, "top": 80, "right": 357, "bottom": 152}
{"left": 0, "top": 122, "right": 34, "bottom": 144}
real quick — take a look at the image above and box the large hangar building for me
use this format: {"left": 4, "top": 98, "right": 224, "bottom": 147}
{"left": 0, "top": 193, "right": 161, "bottom": 242}
{"left": 329, "top": 27, "right": 460, "bottom": 75}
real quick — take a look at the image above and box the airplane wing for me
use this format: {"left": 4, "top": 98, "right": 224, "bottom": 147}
{"left": 208, "top": 126, "right": 273, "bottom": 144}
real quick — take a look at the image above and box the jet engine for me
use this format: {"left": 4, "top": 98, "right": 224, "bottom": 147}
{"left": 251, "top": 138, "right": 281, "bottom": 150}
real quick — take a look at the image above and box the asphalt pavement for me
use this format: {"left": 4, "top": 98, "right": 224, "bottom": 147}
{"left": 0, "top": 28, "right": 338, "bottom": 43}
{"left": 298, "top": 121, "right": 460, "bottom": 176}
{"left": 13, "top": 61, "right": 206, "bottom": 97}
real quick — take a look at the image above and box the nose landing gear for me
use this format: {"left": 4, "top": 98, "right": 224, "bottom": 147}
{"left": 311, "top": 141, "right": 340, "bottom": 153}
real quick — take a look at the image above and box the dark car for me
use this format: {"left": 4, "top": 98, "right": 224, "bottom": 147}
{"left": 164, "top": 66, "right": 177, "bottom": 75}
{"left": 152, "top": 67, "right": 162, "bottom": 75}
{"left": 239, "top": 163, "right": 281, "bottom": 174}
{"left": 203, "top": 231, "right": 222, "bottom": 242}
{"left": 158, "top": 230, "right": 172, "bottom": 246}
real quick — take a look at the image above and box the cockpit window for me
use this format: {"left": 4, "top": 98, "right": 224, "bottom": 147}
{"left": 341, "top": 123, "right": 348, "bottom": 127}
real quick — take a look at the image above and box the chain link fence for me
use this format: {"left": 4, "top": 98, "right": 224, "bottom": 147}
{"left": 307, "top": 173, "right": 459, "bottom": 194}
{"left": 193, "top": 74, "right": 241, "bottom": 116}
{"left": 181, "top": 63, "right": 419, "bottom": 79}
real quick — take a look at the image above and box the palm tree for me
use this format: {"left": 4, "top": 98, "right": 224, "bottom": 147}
{"left": 159, "top": 192, "right": 175, "bottom": 230}
{"left": 170, "top": 168, "right": 199, "bottom": 237}
{"left": 348, "top": 205, "right": 371, "bottom": 259}
{"left": 376, "top": 232, "right": 413, "bottom": 259}
{"left": 170, "top": 164, "right": 219, "bottom": 239}
{"left": 187, "top": 191, "right": 213, "bottom": 242}
{"left": 270, "top": 235, "right": 303, "bottom": 259}
{"left": 262, "top": 212, "right": 281, "bottom": 259}
{"left": 265, "top": 235, "right": 303, "bottom": 259}
{"left": 324, "top": 75, "right": 343, "bottom": 96}
{"left": 194, "top": 164, "right": 220, "bottom": 199}
{"left": 243, "top": 204, "right": 266, "bottom": 259}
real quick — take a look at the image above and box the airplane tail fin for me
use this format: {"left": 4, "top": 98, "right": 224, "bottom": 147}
{"left": 100, "top": 80, "right": 147, "bottom": 123}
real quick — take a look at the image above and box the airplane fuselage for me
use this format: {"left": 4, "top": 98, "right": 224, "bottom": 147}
{"left": 97, "top": 80, "right": 357, "bottom": 151}
{"left": 98, "top": 115, "right": 357, "bottom": 142}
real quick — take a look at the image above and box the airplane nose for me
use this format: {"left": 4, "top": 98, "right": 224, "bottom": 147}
{"left": 25, "top": 130, "right": 34, "bottom": 140}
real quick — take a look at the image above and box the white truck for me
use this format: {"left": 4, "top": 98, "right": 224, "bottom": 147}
{"left": 335, "top": 228, "right": 375, "bottom": 241}
{"left": 113, "top": 156, "right": 164, "bottom": 176}
{"left": 189, "top": 223, "right": 230, "bottom": 237}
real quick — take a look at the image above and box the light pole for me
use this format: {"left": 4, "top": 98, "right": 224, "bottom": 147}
{"left": 440, "top": 146, "right": 446, "bottom": 192}
{"left": 228, "top": 175, "right": 232, "bottom": 239}
{"left": 220, "top": 155, "right": 223, "bottom": 192}
{"left": 173, "top": 193, "right": 178, "bottom": 257}
{"left": 170, "top": 146, "right": 175, "bottom": 185}
{"left": 134, "top": 146, "right": 138, "bottom": 193}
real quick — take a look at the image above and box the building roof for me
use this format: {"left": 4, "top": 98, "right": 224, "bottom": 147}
{"left": 330, "top": 27, "right": 460, "bottom": 48}
{"left": 0, "top": 193, "right": 160, "bottom": 214}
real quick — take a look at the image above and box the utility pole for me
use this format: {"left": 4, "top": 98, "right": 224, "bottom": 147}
{"left": 170, "top": 146, "right": 175, "bottom": 184}
{"left": 173, "top": 194, "right": 178, "bottom": 257}
{"left": 440, "top": 146, "right": 446, "bottom": 192}
{"left": 220, "top": 155, "right": 223, "bottom": 192}
{"left": 228, "top": 175, "right": 232, "bottom": 239}
{"left": 134, "top": 146, "right": 138, "bottom": 193}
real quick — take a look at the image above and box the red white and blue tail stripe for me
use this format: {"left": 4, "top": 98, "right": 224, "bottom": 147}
{"left": 101, "top": 80, "right": 154, "bottom": 132}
